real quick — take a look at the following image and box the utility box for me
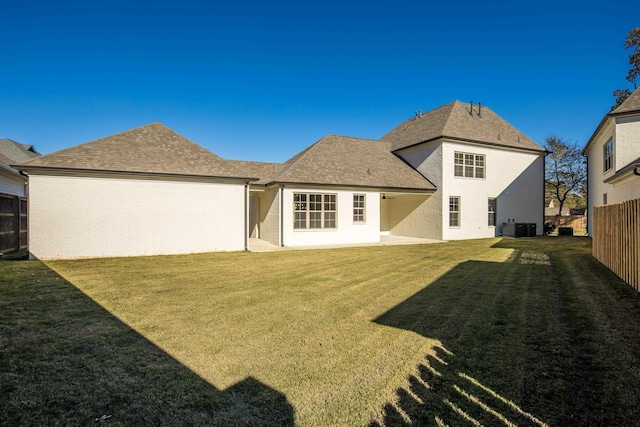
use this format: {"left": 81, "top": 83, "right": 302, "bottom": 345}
{"left": 502, "top": 222, "right": 537, "bottom": 238}
{"left": 558, "top": 226, "right": 574, "bottom": 236}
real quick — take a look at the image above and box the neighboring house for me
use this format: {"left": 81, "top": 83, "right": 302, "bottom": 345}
{"left": 544, "top": 199, "right": 570, "bottom": 217}
{"left": 0, "top": 138, "right": 41, "bottom": 197}
{"left": 583, "top": 87, "right": 640, "bottom": 235}
{"left": 16, "top": 100, "right": 545, "bottom": 259}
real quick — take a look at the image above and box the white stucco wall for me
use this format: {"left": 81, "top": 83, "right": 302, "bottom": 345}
{"left": 281, "top": 188, "right": 380, "bottom": 247}
{"left": 441, "top": 142, "right": 544, "bottom": 240}
{"left": 258, "top": 187, "right": 280, "bottom": 246}
{"left": 0, "top": 170, "right": 26, "bottom": 197}
{"left": 585, "top": 116, "right": 640, "bottom": 234}
{"left": 399, "top": 140, "right": 544, "bottom": 240}
{"left": 615, "top": 115, "right": 640, "bottom": 169}
{"left": 28, "top": 174, "right": 246, "bottom": 259}
{"left": 394, "top": 143, "right": 443, "bottom": 240}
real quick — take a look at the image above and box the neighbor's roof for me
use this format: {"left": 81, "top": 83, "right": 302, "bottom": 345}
{"left": 15, "top": 123, "right": 255, "bottom": 180}
{"left": 254, "top": 135, "right": 435, "bottom": 191}
{"left": 583, "top": 87, "right": 640, "bottom": 155}
{"left": 381, "top": 101, "right": 545, "bottom": 153}
{"left": 610, "top": 87, "right": 640, "bottom": 115}
{"left": 0, "top": 138, "right": 41, "bottom": 163}
{"left": 0, "top": 153, "right": 24, "bottom": 178}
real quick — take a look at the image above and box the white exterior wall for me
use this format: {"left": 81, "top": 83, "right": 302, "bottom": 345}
{"left": 616, "top": 116, "right": 640, "bottom": 169}
{"left": 395, "top": 143, "right": 443, "bottom": 240}
{"left": 441, "top": 142, "right": 544, "bottom": 240}
{"left": 282, "top": 188, "right": 380, "bottom": 247}
{"left": 28, "top": 175, "right": 246, "bottom": 259}
{"left": 586, "top": 116, "right": 640, "bottom": 234}
{"left": 400, "top": 141, "right": 543, "bottom": 240}
{"left": 0, "top": 170, "right": 26, "bottom": 197}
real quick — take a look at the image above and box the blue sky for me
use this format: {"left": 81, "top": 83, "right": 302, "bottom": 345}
{"left": 2, "top": 0, "right": 638, "bottom": 162}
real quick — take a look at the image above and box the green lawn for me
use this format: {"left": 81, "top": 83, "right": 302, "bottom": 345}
{"left": 2, "top": 237, "right": 640, "bottom": 426}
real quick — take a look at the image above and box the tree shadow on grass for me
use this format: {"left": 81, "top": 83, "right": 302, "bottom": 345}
{"left": 0, "top": 261, "right": 294, "bottom": 426}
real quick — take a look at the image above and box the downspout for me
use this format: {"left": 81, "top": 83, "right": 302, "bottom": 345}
{"left": 244, "top": 182, "right": 249, "bottom": 251}
{"left": 279, "top": 185, "right": 284, "bottom": 247}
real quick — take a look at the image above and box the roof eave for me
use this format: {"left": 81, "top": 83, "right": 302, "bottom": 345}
{"left": 263, "top": 180, "right": 436, "bottom": 194}
{"left": 392, "top": 135, "right": 546, "bottom": 154}
{"left": 14, "top": 165, "right": 259, "bottom": 183}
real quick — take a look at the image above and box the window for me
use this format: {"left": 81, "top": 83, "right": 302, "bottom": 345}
{"left": 488, "top": 198, "right": 497, "bottom": 226}
{"left": 294, "top": 193, "right": 336, "bottom": 229}
{"left": 449, "top": 196, "right": 460, "bottom": 227}
{"left": 603, "top": 139, "right": 613, "bottom": 172}
{"left": 603, "top": 193, "right": 608, "bottom": 205}
{"left": 455, "top": 152, "right": 485, "bottom": 178}
{"left": 353, "top": 194, "right": 366, "bottom": 223}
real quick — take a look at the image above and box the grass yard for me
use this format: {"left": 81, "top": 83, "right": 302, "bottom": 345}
{"left": 2, "top": 237, "right": 640, "bottom": 426}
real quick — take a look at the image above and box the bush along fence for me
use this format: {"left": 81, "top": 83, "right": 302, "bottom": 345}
{"left": 0, "top": 193, "right": 27, "bottom": 254}
{"left": 593, "top": 198, "right": 640, "bottom": 292}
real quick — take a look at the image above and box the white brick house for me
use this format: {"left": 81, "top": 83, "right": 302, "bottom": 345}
{"left": 583, "top": 88, "right": 640, "bottom": 235}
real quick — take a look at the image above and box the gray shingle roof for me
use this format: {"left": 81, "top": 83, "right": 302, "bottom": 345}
{"left": 253, "top": 135, "right": 435, "bottom": 191}
{"left": 226, "top": 160, "right": 284, "bottom": 185}
{"left": 381, "top": 101, "right": 545, "bottom": 153}
{"left": 611, "top": 87, "right": 640, "bottom": 115}
{"left": 16, "top": 123, "right": 254, "bottom": 180}
{"left": 0, "top": 139, "right": 41, "bottom": 163}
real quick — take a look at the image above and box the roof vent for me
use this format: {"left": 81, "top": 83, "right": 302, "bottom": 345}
{"left": 415, "top": 110, "right": 422, "bottom": 118}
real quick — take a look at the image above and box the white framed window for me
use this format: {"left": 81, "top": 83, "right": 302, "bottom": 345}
{"left": 488, "top": 198, "right": 497, "bottom": 226}
{"left": 603, "top": 139, "right": 613, "bottom": 172}
{"left": 455, "top": 152, "right": 485, "bottom": 178}
{"left": 449, "top": 196, "right": 460, "bottom": 227}
{"left": 353, "top": 194, "right": 366, "bottom": 223}
{"left": 294, "top": 193, "right": 337, "bottom": 230}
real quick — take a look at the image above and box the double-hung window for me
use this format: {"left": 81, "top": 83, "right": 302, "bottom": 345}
{"left": 603, "top": 139, "right": 613, "bottom": 172}
{"left": 294, "top": 193, "right": 337, "bottom": 229}
{"left": 449, "top": 196, "right": 460, "bottom": 227}
{"left": 488, "top": 198, "right": 497, "bottom": 226}
{"left": 455, "top": 152, "right": 485, "bottom": 178}
{"left": 353, "top": 194, "right": 366, "bottom": 223}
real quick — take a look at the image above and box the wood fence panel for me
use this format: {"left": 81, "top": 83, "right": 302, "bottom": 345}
{"left": 594, "top": 199, "right": 640, "bottom": 292}
{"left": 0, "top": 193, "right": 27, "bottom": 254}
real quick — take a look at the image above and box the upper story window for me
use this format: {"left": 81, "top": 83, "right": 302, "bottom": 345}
{"left": 294, "top": 193, "right": 337, "bottom": 230}
{"left": 353, "top": 194, "right": 366, "bottom": 223}
{"left": 603, "top": 139, "right": 613, "bottom": 172}
{"left": 455, "top": 152, "right": 485, "bottom": 178}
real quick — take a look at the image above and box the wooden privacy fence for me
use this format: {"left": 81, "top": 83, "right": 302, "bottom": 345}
{"left": 0, "top": 193, "right": 27, "bottom": 254}
{"left": 545, "top": 215, "right": 587, "bottom": 231}
{"left": 593, "top": 199, "right": 640, "bottom": 292}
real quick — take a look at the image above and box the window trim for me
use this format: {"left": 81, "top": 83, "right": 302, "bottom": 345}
{"left": 454, "top": 151, "right": 486, "bottom": 179}
{"left": 293, "top": 192, "right": 337, "bottom": 230}
{"left": 353, "top": 194, "right": 366, "bottom": 223}
{"left": 449, "top": 196, "right": 461, "bottom": 227}
{"left": 488, "top": 197, "right": 497, "bottom": 227}
{"left": 603, "top": 139, "right": 613, "bottom": 173}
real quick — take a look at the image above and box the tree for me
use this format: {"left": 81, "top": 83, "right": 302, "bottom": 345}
{"left": 612, "top": 27, "right": 640, "bottom": 109}
{"left": 545, "top": 135, "right": 587, "bottom": 217}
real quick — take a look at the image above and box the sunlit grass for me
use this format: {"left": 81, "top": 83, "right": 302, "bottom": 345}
{"left": 3, "top": 237, "right": 640, "bottom": 425}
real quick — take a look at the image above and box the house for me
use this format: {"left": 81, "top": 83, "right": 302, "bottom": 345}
{"left": 16, "top": 100, "right": 545, "bottom": 259}
{"left": 15, "top": 123, "right": 258, "bottom": 259}
{"left": 0, "top": 138, "right": 41, "bottom": 197}
{"left": 381, "top": 101, "right": 546, "bottom": 240}
{"left": 582, "top": 87, "right": 640, "bottom": 235}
